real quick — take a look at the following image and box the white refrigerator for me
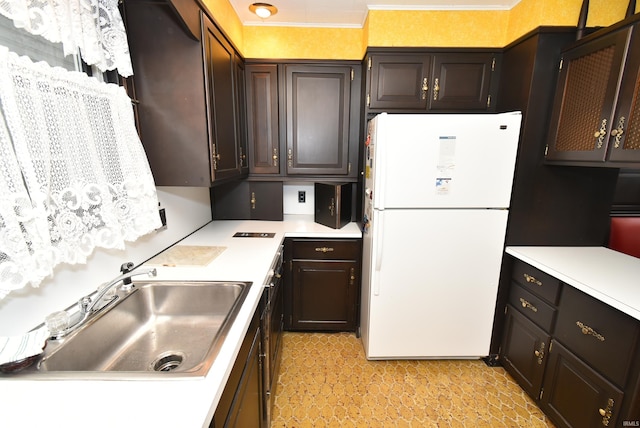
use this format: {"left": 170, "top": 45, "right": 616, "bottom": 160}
{"left": 360, "top": 112, "right": 522, "bottom": 359}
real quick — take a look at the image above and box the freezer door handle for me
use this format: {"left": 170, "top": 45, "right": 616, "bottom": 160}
{"left": 373, "top": 210, "right": 384, "bottom": 296}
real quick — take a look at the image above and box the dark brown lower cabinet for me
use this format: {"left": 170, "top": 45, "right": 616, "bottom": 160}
{"left": 211, "top": 307, "right": 263, "bottom": 428}
{"left": 540, "top": 340, "right": 623, "bottom": 428}
{"left": 500, "top": 305, "right": 550, "bottom": 400}
{"left": 284, "top": 238, "right": 361, "bottom": 332}
{"left": 501, "top": 256, "right": 640, "bottom": 428}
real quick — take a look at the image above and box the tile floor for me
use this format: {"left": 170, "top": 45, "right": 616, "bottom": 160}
{"left": 271, "top": 332, "right": 554, "bottom": 428}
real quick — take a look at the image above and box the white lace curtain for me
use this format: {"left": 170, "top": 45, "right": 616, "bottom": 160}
{"left": 0, "top": 0, "right": 132, "bottom": 76}
{"left": 0, "top": 46, "right": 160, "bottom": 299}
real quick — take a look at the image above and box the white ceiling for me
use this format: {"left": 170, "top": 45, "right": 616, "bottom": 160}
{"left": 229, "top": 0, "right": 522, "bottom": 28}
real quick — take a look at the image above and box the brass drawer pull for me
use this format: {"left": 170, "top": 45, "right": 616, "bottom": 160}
{"left": 576, "top": 321, "right": 605, "bottom": 342}
{"left": 519, "top": 297, "right": 538, "bottom": 313}
{"left": 599, "top": 398, "right": 614, "bottom": 426}
{"left": 420, "top": 77, "right": 428, "bottom": 99}
{"left": 612, "top": 116, "right": 625, "bottom": 148}
{"left": 594, "top": 118, "right": 608, "bottom": 149}
{"left": 315, "top": 247, "right": 334, "bottom": 253}
{"left": 534, "top": 342, "right": 545, "bottom": 365}
{"left": 433, "top": 77, "right": 440, "bottom": 101}
{"left": 523, "top": 273, "right": 542, "bottom": 286}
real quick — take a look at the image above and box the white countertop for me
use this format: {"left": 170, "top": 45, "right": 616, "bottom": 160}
{"left": 506, "top": 246, "right": 640, "bottom": 321}
{"left": 0, "top": 215, "right": 361, "bottom": 428}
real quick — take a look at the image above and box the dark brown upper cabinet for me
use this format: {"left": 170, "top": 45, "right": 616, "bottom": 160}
{"left": 368, "top": 54, "right": 432, "bottom": 110}
{"left": 246, "top": 64, "right": 280, "bottom": 175}
{"left": 365, "top": 50, "right": 499, "bottom": 112}
{"left": 283, "top": 64, "right": 359, "bottom": 177}
{"left": 430, "top": 53, "right": 495, "bottom": 110}
{"left": 124, "top": 0, "right": 245, "bottom": 186}
{"left": 211, "top": 181, "right": 283, "bottom": 221}
{"left": 235, "top": 56, "right": 249, "bottom": 176}
{"left": 546, "top": 15, "right": 640, "bottom": 167}
{"left": 244, "top": 62, "right": 360, "bottom": 180}
{"left": 203, "top": 17, "right": 243, "bottom": 182}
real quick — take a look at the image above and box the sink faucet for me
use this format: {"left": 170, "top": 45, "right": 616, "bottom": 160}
{"left": 50, "top": 264, "right": 157, "bottom": 338}
{"left": 81, "top": 265, "right": 158, "bottom": 314}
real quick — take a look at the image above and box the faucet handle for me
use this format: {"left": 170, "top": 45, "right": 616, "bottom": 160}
{"left": 120, "top": 262, "right": 135, "bottom": 285}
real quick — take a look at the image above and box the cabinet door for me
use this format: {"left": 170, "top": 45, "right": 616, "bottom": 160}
{"left": 290, "top": 260, "right": 357, "bottom": 331}
{"left": 246, "top": 64, "right": 280, "bottom": 174}
{"left": 541, "top": 340, "right": 623, "bottom": 428}
{"left": 607, "top": 29, "right": 640, "bottom": 163}
{"left": 429, "top": 53, "right": 495, "bottom": 111}
{"left": 284, "top": 65, "right": 351, "bottom": 175}
{"left": 546, "top": 28, "right": 632, "bottom": 162}
{"left": 368, "top": 54, "right": 431, "bottom": 110}
{"left": 203, "top": 16, "right": 240, "bottom": 182}
{"left": 224, "top": 316, "right": 263, "bottom": 428}
{"left": 235, "top": 57, "right": 249, "bottom": 175}
{"left": 211, "top": 181, "right": 283, "bottom": 221}
{"left": 501, "top": 305, "right": 550, "bottom": 400}
{"left": 125, "top": 1, "right": 211, "bottom": 186}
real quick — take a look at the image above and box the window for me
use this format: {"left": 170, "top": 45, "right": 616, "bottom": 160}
{"left": 0, "top": 14, "right": 80, "bottom": 71}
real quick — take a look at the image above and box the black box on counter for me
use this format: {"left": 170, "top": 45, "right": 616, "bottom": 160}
{"left": 314, "top": 182, "right": 352, "bottom": 229}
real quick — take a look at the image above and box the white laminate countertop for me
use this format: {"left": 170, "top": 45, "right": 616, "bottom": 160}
{"left": 506, "top": 246, "right": 640, "bottom": 321}
{"left": 0, "top": 215, "right": 361, "bottom": 428}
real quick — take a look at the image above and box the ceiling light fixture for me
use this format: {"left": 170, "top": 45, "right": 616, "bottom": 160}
{"left": 249, "top": 2, "right": 278, "bottom": 19}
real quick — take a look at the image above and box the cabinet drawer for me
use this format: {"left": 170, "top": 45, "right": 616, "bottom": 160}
{"left": 508, "top": 283, "right": 556, "bottom": 332}
{"left": 511, "top": 259, "right": 561, "bottom": 304}
{"left": 555, "top": 285, "right": 639, "bottom": 387}
{"left": 291, "top": 239, "right": 360, "bottom": 260}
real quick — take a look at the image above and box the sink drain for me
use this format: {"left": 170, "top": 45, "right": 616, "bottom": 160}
{"left": 152, "top": 352, "right": 185, "bottom": 372}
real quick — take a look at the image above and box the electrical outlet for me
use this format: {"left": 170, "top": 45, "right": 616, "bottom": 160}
{"left": 158, "top": 208, "right": 167, "bottom": 229}
{"left": 298, "top": 191, "right": 306, "bottom": 203}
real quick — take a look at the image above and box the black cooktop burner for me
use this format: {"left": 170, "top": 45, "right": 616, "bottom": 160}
{"left": 233, "top": 232, "right": 276, "bottom": 238}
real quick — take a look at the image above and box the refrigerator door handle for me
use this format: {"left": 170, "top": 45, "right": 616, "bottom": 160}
{"left": 373, "top": 210, "right": 384, "bottom": 296}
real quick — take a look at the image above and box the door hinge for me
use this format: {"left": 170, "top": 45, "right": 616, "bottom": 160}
{"left": 367, "top": 93, "right": 370, "bottom": 107}
{"left": 351, "top": 68, "right": 354, "bottom": 81}
{"left": 348, "top": 162, "right": 352, "bottom": 174}
{"left": 487, "top": 94, "right": 492, "bottom": 108}
{"left": 559, "top": 58, "right": 564, "bottom": 71}
{"left": 549, "top": 341, "right": 553, "bottom": 353}
{"left": 491, "top": 57, "right": 496, "bottom": 72}
{"left": 539, "top": 388, "right": 544, "bottom": 400}
{"left": 367, "top": 57, "right": 372, "bottom": 70}
{"left": 544, "top": 145, "right": 549, "bottom": 156}
{"left": 504, "top": 305, "right": 508, "bottom": 315}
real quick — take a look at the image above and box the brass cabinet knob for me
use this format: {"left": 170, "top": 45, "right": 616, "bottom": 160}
{"left": 599, "top": 408, "right": 606, "bottom": 417}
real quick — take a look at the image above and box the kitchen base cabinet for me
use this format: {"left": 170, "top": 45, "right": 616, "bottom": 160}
{"left": 284, "top": 238, "right": 361, "bottom": 332}
{"left": 500, "top": 305, "right": 550, "bottom": 400}
{"left": 211, "top": 306, "right": 263, "bottom": 428}
{"left": 501, "top": 254, "right": 640, "bottom": 428}
{"left": 541, "top": 340, "right": 624, "bottom": 428}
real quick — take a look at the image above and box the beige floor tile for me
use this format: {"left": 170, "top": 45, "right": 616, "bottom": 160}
{"left": 272, "top": 332, "right": 555, "bottom": 427}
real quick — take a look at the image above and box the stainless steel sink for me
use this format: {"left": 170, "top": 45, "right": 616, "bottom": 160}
{"left": 36, "top": 280, "right": 251, "bottom": 377}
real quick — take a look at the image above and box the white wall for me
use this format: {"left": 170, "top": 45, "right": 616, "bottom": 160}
{"left": 283, "top": 183, "right": 314, "bottom": 215}
{"left": 0, "top": 187, "right": 212, "bottom": 336}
